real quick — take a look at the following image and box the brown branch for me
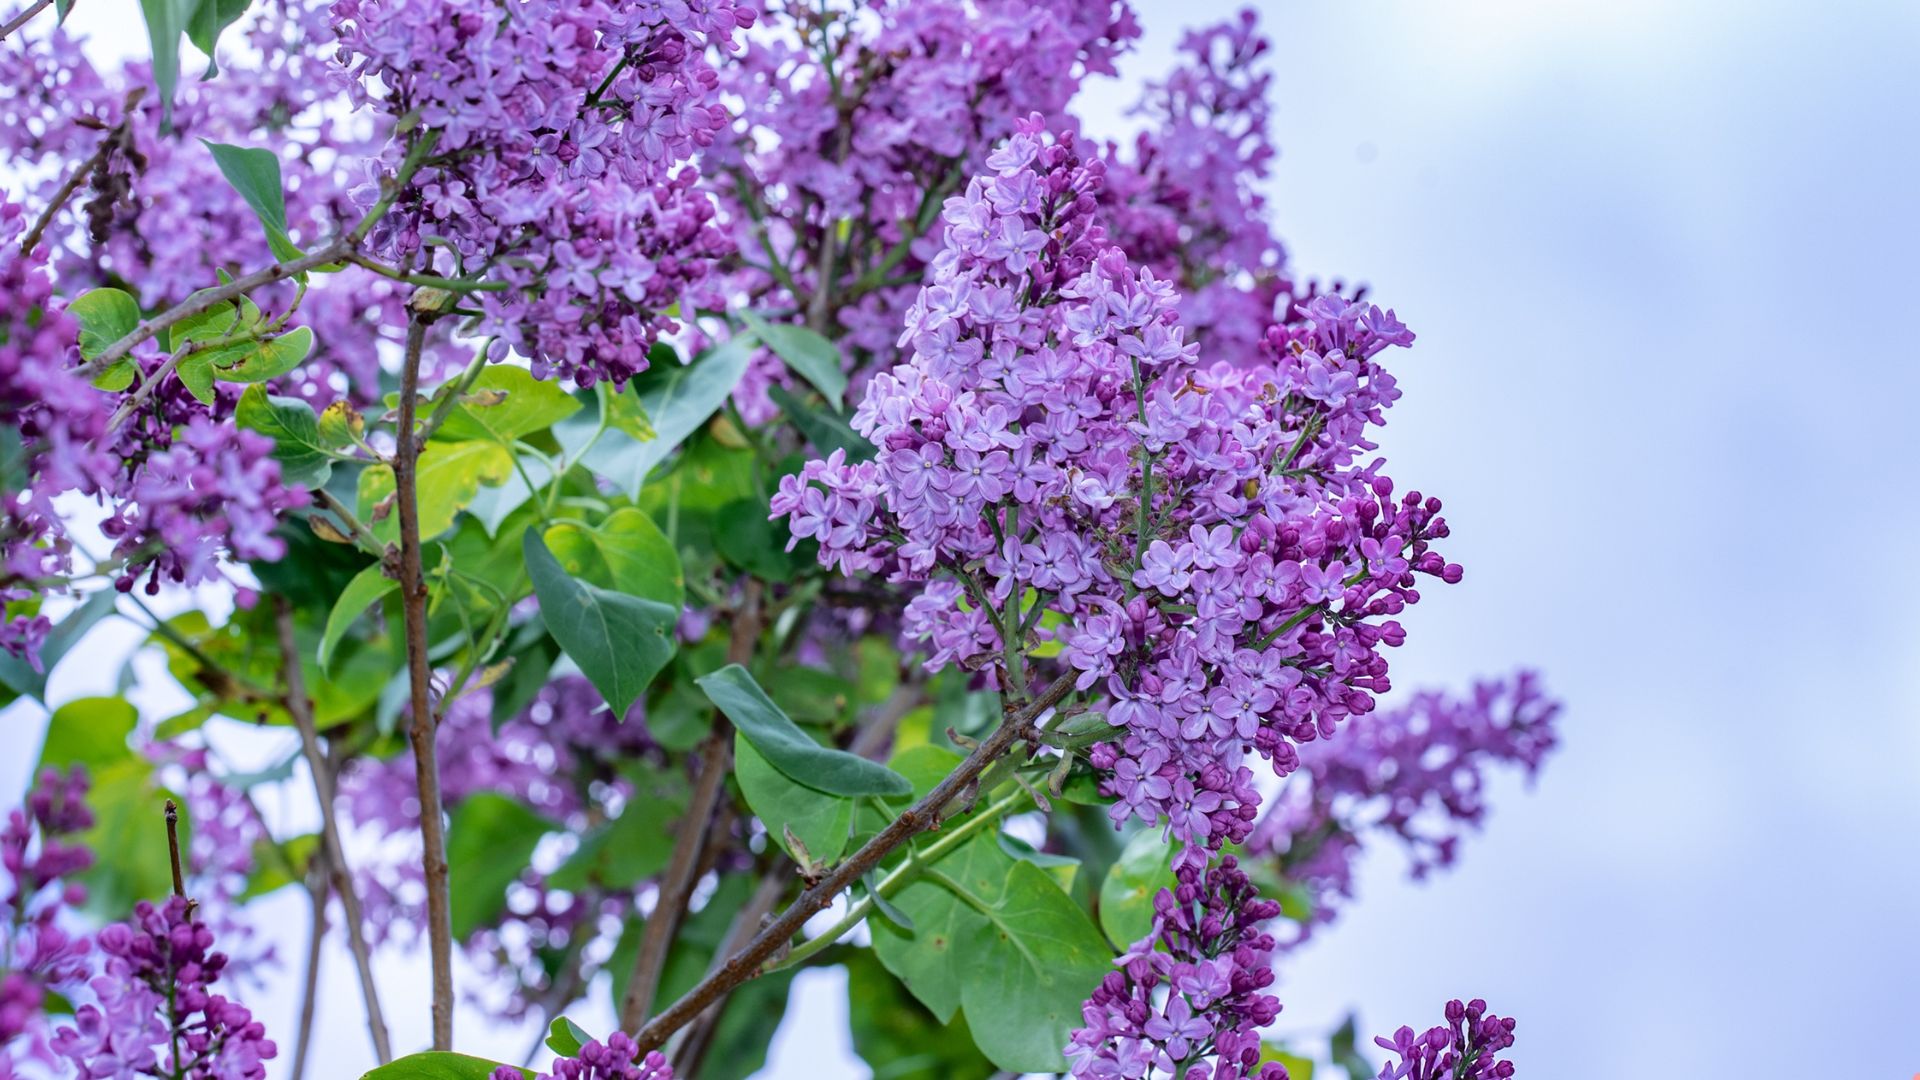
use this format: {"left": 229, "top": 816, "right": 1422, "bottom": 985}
{"left": 0, "top": 0, "right": 52, "bottom": 41}
{"left": 395, "top": 312, "right": 455, "bottom": 1050}
{"left": 630, "top": 668, "right": 1078, "bottom": 1055}
{"left": 273, "top": 599, "right": 394, "bottom": 1063}
{"left": 163, "top": 799, "right": 187, "bottom": 901}
{"left": 617, "top": 581, "right": 763, "bottom": 1032}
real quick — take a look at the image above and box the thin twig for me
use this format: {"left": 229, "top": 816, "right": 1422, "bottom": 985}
{"left": 630, "top": 669, "right": 1078, "bottom": 1054}
{"left": 274, "top": 598, "right": 394, "bottom": 1063}
{"left": 288, "top": 852, "right": 328, "bottom": 1080}
{"left": 163, "top": 799, "right": 187, "bottom": 899}
{"left": 0, "top": 0, "right": 52, "bottom": 42}
{"left": 617, "top": 581, "right": 762, "bottom": 1032}
{"left": 18, "top": 89, "right": 140, "bottom": 257}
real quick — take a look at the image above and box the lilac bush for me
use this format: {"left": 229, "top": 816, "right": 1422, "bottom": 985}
{"left": 1, "top": 1, "right": 1557, "bottom": 1078}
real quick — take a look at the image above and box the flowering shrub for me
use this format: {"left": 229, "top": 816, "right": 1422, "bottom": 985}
{"left": 1, "top": 1, "right": 1556, "bottom": 1079}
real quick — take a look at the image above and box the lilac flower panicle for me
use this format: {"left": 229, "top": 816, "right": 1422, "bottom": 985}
{"left": 2, "top": 768, "right": 96, "bottom": 1073}
{"left": 492, "top": 1033, "right": 673, "bottom": 1080}
{"left": 1373, "top": 999, "right": 1517, "bottom": 1080}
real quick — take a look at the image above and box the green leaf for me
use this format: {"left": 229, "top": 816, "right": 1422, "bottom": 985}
{"left": 579, "top": 335, "right": 756, "bottom": 497}
{"left": 1260, "top": 1045, "right": 1316, "bottom": 1080}
{"left": 36, "top": 697, "right": 137, "bottom": 773}
{"left": 870, "top": 833, "right": 1010, "bottom": 1023}
{"left": 1097, "top": 827, "right": 1175, "bottom": 946}
{"left": 733, "top": 733, "right": 852, "bottom": 863}
{"left": 0, "top": 589, "right": 116, "bottom": 703}
{"left": 68, "top": 288, "right": 140, "bottom": 359}
{"left": 75, "top": 759, "right": 186, "bottom": 917}
{"left": 184, "top": 0, "right": 249, "bottom": 77}
{"left": 767, "top": 384, "right": 871, "bottom": 460}
{"left": 739, "top": 311, "right": 847, "bottom": 408}
{"left": 438, "top": 365, "right": 581, "bottom": 444}
{"left": 446, "top": 793, "right": 554, "bottom": 940}
{"left": 597, "top": 379, "right": 654, "bottom": 441}
{"left": 202, "top": 141, "right": 303, "bottom": 261}
{"left": 318, "top": 400, "right": 365, "bottom": 448}
{"left": 1330, "top": 1014, "right": 1375, "bottom": 1080}
{"left": 954, "top": 860, "right": 1113, "bottom": 1073}
{"left": 696, "top": 664, "right": 909, "bottom": 797}
{"left": 845, "top": 950, "right": 995, "bottom": 1080}
{"left": 547, "top": 769, "right": 685, "bottom": 892}
{"left": 236, "top": 384, "right": 334, "bottom": 488}
{"left": 319, "top": 563, "right": 396, "bottom": 675}
{"left": 137, "top": 0, "right": 201, "bottom": 121}
{"left": 713, "top": 498, "right": 800, "bottom": 583}
{"left": 541, "top": 507, "right": 683, "bottom": 610}
{"left": 357, "top": 440, "right": 514, "bottom": 544}
{"left": 208, "top": 326, "right": 313, "bottom": 383}
{"left": 524, "top": 529, "right": 676, "bottom": 716}
{"left": 545, "top": 1016, "right": 592, "bottom": 1058}
{"left": 359, "top": 1052, "right": 530, "bottom": 1080}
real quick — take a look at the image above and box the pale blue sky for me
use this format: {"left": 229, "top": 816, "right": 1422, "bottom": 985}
{"left": 8, "top": 1, "right": 1918, "bottom": 1077}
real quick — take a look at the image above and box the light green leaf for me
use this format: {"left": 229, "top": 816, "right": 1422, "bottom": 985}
{"left": 68, "top": 288, "right": 140, "bottom": 359}
{"left": 734, "top": 733, "right": 852, "bottom": 863}
{"left": 740, "top": 310, "right": 847, "bottom": 408}
{"left": 75, "top": 759, "right": 186, "bottom": 918}
{"left": 357, "top": 440, "right": 514, "bottom": 544}
{"left": 240, "top": 833, "right": 319, "bottom": 900}
{"left": 1098, "top": 827, "right": 1175, "bottom": 947}
{"left": 319, "top": 563, "right": 396, "bottom": 675}
{"left": 545, "top": 1017, "right": 592, "bottom": 1059}
{"left": 446, "top": 792, "right": 554, "bottom": 939}
{"left": 208, "top": 326, "right": 313, "bottom": 383}
{"left": 597, "top": 379, "right": 654, "bottom": 441}
{"left": 579, "top": 334, "right": 756, "bottom": 497}
{"left": 438, "top": 365, "right": 581, "bottom": 444}
{"left": 955, "top": 860, "right": 1114, "bottom": 1073}
{"left": 541, "top": 507, "right": 682, "bottom": 611}
{"left": 696, "top": 664, "right": 909, "bottom": 797}
{"left": 359, "top": 1052, "right": 531, "bottom": 1080}
{"left": 36, "top": 697, "right": 137, "bottom": 773}
{"left": 202, "top": 141, "right": 303, "bottom": 262}
{"left": 524, "top": 529, "right": 676, "bottom": 716}
{"left": 235, "top": 384, "right": 333, "bottom": 488}
{"left": 1260, "top": 1045, "right": 1316, "bottom": 1080}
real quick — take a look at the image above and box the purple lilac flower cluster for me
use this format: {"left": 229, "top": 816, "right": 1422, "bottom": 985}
{"left": 491, "top": 1032, "right": 672, "bottom": 1080}
{"left": 710, "top": 0, "right": 1139, "bottom": 417}
{"left": 51, "top": 897, "right": 277, "bottom": 1080}
{"left": 1250, "top": 674, "right": 1560, "bottom": 943}
{"left": 1372, "top": 999, "right": 1518, "bottom": 1080}
{"left": 1066, "top": 855, "right": 1286, "bottom": 1080}
{"left": 330, "top": 0, "right": 756, "bottom": 385}
{"left": 775, "top": 120, "right": 1451, "bottom": 852}
{"left": 1, "top": 769, "right": 95, "bottom": 1076}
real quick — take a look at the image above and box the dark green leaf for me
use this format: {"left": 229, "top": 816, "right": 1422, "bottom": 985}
{"left": 696, "top": 664, "right": 909, "bottom": 797}
{"left": 137, "top": 0, "right": 201, "bottom": 121}
{"left": 1097, "top": 827, "right": 1174, "bottom": 946}
{"left": 713, "top": 498, "right": 800, "bottom": 582}
{"left": 579, "top": 334, "right": 756, "bottom": 497}
{"left": 446, "top": 793, "right": 554, "bottom": 939}
{"left": 767, "top": 384, "right": 871, "bottom": 460}
{"left": 738, "top": 311, "right": 847, "bottom": 408}
{"left": 733, "top": 732, "right": 852, "bottom": 863}
{"left": 236, "top": 384, "right": 333, "bottom": 488}
{"left": 202, "top": 141, "right": 302, "bottom": 261}
{"left": 524, "top": 529, "right": 676, "bottom": 716}
{"left": 185, "top": 0, "right": 249, "bottom": 76}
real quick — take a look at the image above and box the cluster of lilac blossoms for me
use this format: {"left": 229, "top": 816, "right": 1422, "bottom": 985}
{"left": 50, "top": 897, "right": 276, "bottom": 1080}
{"left": 490, "top": 1033, "right": 671, "bottom": 1080}
{"left": 1, "top": 768, "right": 94, "bottom": 1077}
{"left": 776, "top": 119, "right": 1453, "bottom": 852}
{"left": 1250, "top": 673, "right": 1560, "bottom": 944}
{"left": 331, "top": 0, "right": 755, "bottom": 385}
{"left": 1066, "top": 856, "right": 1286, "bottom": 1080}
{"left": 1372, "top": 1000, "right": 1517, "bottom": 1080}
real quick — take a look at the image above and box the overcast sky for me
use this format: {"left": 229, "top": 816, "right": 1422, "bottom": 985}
{"left": 8, "top": 1, "right": 1919, "bottom": 1077}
